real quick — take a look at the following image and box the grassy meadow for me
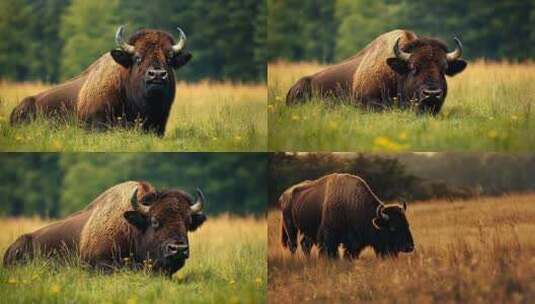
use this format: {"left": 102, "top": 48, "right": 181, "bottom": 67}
{"left": 268, "top": 61, "right": 535, "bottom": 151}
{"left": 0, "top": 215, "right": 267, "bottom": 303}
{"left": 0, "top": 81, "right": 267, "bottom": 151}
{"left": 268, "top": 194, "right": 535, "bottom": 303}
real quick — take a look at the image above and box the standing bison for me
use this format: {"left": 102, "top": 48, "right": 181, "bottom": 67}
{"left": 286, "top": 29, "right": 467, "bottom": 115}
{"left": 3, "top": 181, "right": 206, "bottom": 276}
{"left": 279, "top": 173, "right": 414, "bottom": 258}
{"left": 10, "top": 26, "right": 192, "bottom": 136}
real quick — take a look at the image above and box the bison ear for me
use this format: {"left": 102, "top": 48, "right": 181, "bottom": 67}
{"left": 445, "top": 59, "right": 467, "bottom": 76}
{"left": 189, "top": 213, "right": 206, "bottom": 231}
{"left": 170, "top": 52, "right": 192, "bottom": 69}
{"left": 111, "top": 49, "right": 133, "bottom": 68}
{"left": 386, "top": 58, "right": 410, "bottom": 75}
{"left": 124, "top": 211, "right": 148, "bottom": 231}
{"left": 372, "top": 217, "right": 387, "bottom": 230}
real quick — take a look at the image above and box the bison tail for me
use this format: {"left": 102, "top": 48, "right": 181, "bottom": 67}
{"left": 10, "top": 96, "right": 37, "bottom": 125}
{"left": 286, "top": 77, "right": 312, "bottom": 106}
{"left": 3, "top": 234, "right": 33, "bottom": 266}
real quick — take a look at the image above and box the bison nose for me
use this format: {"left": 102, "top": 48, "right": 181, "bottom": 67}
{"left": 165, "top": 241, "right": 189, "bottom": 259}
{"left": 146, "top": 68, "right": 168, "bottom": 82}
{"left": 422, "top": 88, "right": 442, "bottom": 98}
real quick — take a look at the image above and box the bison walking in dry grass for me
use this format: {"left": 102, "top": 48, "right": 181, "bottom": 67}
{"left": 3, "top": 181, "right": 206, "bottom": 276}
{"left": 279, "top": 173, "right": 414, "bottom": 258}
{"left": 286, "top": 29, "right": 467, "bottom": 115}
{"left": 10, "top": 26, "right": 192, "bottom": 136}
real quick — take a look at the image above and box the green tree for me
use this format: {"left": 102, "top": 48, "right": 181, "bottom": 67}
{"left": 59, "top": 0, "right": 120, "bottom": 80}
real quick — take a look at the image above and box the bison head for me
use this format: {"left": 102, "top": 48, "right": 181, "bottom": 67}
{"left": 110, "top": 26, "right": 192, "bottom": 110}
{"left": 123, "top": 184, "right": 206, "bottom": 275}
{"left": 386, "top": 37, "right": 467, "bottom": 114}
{"left": 371, "top": 202, "right": 414, "bottom": 256}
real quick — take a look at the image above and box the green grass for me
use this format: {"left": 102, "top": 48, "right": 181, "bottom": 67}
{"left": 268, "top": 61, "right": 535, "bottom": 151}
{"left": 0, "top": 82, "right": 267, "bottom": 151}
{"left": 0, "top": 216, "right": 266, "bottom": 303}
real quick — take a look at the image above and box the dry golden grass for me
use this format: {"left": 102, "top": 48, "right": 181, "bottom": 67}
{"left": 268, "top": 194, "right": 535, "bottom": 303}
{"left": 0, "top": 80, "right": 267, "bottom": 151}
{"left": 268, "top": 60, "right": 535, "bottom": 151}
{"left": 0, "top": 214, "right": 267, "bottom": 303}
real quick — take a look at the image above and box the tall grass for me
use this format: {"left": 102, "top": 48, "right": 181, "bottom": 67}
{"left": 268, "top": 61, "right": 535, "bottom": 151}
{"left": 268, "top": 194, "right": 535, "bottom": 303}
{"left": 0, "top": 81, "right": 267, "bottom": 151}
{"left": 0, "top": 215, "right": 266, "bottom": 303}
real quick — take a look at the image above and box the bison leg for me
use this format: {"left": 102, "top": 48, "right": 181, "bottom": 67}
{"left": 317, "top": 229, "right": 339, "bottom": 259}
{"left": 300, "top": 235, "right": 314, "bottom": 256}
{"left": 10, "top": 96, "right": 37, "bottom": 125}
{"left": 282, "top": 211, "right": 298, "bottom": 253}
{"left": 342, "top": 234, "right": 366, "bottom": 260}
{"left": 3, "top": 234, "right": 34, "bottom": 266}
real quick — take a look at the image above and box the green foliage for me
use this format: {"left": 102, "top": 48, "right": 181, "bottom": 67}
{"left": 0, "top": 153, "right": 267, "bottom": 217}
{"left": 334, "top": 0, "right": 404, "bottom": 60}
{"left": 269, "top": 0, "right": 535, "bottom": 62}
{"left": 267, "top": 0, "right": 336, "bottom": 62}
{"left": 60, "top": 0, "right": 119, "bottom": 80}
{"left": 0, "top": 0, "right": 266, "bottom": 82}
{"left": 268, "top": 152, "right": 535, "bottom": 208}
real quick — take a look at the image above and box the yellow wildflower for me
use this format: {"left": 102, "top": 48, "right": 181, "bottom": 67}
{"left": 50, "top": 284, "right": 61, "bottom": 294}
{"left": 487, "top": 130, "right": 498, "bottom": 139}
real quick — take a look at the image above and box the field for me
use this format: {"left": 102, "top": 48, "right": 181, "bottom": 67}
{"left": 268, "top": 61, "right": 535, "bottom": 151}
{"left": 0, "top": 215, "right": 266, "bottom": 303}
{"left": 268, "top": 194, "right": 535, "bottom": 303}
{"left": 0, "top": 81, "right": 267, "bottom": 151}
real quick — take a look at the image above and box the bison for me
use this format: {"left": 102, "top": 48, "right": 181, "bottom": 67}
{"left": 279, "top": 173, "right": 414, "bottom": 259}
{"left": 10, "top": 26, "right": 192, "bottom": 136}
{"left": 3, "top": 181, "right": 206, "bottom": 276}
{"left": 286, "top": 29, "right": 467, "bottom": 115}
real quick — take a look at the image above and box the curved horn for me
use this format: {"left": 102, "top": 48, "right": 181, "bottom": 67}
{"left": 190, "top": 188, "right": 205, "bottom": 214}
{"left": 172, "top": 26, "right": 187, "bottom": 53}
{"left": 130, "top": 188, "right": 150, "bottom": 215}
{"left": 115, "top": 25, "right": 135, "bottom": 54}
{"left": 393, "top": 37, "right": 411, "bottom": 61}
{"left": 446, "top": 37, "right": 463, "bottom": 61}
{"left": 376, "top": 204, "right": 389, "bottom": 220}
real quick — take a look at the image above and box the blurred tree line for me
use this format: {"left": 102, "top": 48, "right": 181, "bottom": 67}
{"left": 0, "top": 153, "right": 267, "bottom": 218}
{"left": 0, "top": 0, "right": 265, "bottom": 83}
{"left": 268, "top": 153, "right": 535, "bottom": 208}
{"left": 268, "top": 0, "right": 535, "bottom": 62}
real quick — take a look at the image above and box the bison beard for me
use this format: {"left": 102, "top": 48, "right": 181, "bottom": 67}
{"left": 3, "top": 181, "right": 207, "bottom": 276}
{"left": 280, "top": 173, "right": 414, "bottom": 259}
{"left": 10, "top": 26, "right": 193, "bottom": 136}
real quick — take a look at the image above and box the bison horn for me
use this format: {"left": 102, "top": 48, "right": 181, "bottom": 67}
{"left": 190, "top": 188, "right": 205, "bottom": 214}
{"left": 376, "top": 204, "right": 389, "bottom": 221}
{"left": 130, "top": 188, "right": 150, "bottom": 215}
{"left": 172, "top": 26, "right": 187, "bottom": 53}
{"left": 446, "top": 37, "right": 463, "bottom": 61}
{"left": 115, "top": 25, "right": 136, "bottom": 55}
{"left": 393, "top": 37, "right": 411, "bottom": 62}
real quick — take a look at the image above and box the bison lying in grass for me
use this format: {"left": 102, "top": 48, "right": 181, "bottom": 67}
{"left": 3, "top": 181, "right": 206, "bottom": 276}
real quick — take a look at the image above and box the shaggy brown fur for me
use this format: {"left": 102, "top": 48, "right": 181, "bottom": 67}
{"left": 286, "top": 29, "right": 467, "bottom": 115}
{"left": 280, "top": 173, "right": 414, "bottom": 259}
{"left": 10, "top": 29, "right": 192, "bottom": 136}
{"left": 3, "top": 181, "right": 206, "bottom": 276}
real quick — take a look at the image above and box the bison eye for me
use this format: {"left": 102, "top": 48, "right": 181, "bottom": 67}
{"left": 134, "top": 56, "right": 142, "bottom": 65}
{"left": 151, "top": 217, "right": 159, "bottom": 229}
